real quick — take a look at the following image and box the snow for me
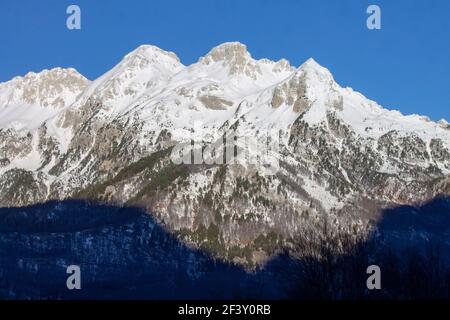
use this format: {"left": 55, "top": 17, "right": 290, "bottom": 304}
{"left": 0, "top": 42, "right": 448, "bottom": 183}
{"left": 337, "top": 86, "right": 450, "bottom": 149}
{"left": 7, "top": 132, "right": 41, "bottom": 171}
{"left": 0, "top": 67, "right": 88, "bottom": 133}
{"left": 72, "top": 44, "right": 185, "bottom": 116}
{"left": 0, "top": 103, "right": 62, "bottom": 131}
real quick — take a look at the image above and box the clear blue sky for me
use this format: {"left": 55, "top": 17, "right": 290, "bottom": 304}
{"left": 0, "top": 0, "right": 449, "bottom": 120}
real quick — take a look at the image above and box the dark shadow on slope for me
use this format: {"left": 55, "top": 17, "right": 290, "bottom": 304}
{"left": 0, "top": 200, "right": 267, "bottom": 300}
{"left": 276, "top": 196, "right": 450, "bottom": 299}
{"left": 375, "top": 197, "right": 450, "bottom": 251}
{"left": 0, "top": 197, "right": 450, "bottom": 299}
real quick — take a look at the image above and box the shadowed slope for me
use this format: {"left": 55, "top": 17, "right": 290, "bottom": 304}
{"left": 0, "top": 197, "right": 449, "bottom": 299}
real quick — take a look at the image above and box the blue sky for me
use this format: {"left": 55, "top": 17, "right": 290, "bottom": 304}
{"left": 0, "top": 0, "right": 449, "bottom": 121}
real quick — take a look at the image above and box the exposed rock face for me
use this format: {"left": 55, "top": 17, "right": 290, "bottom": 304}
{"left": 0, "top": 169, "right": 47, "bottom": 207}
{"left": 200, "top": 42, "right": 263, "bottom": 79}
{"left": 0, "top": 43, "right": 448, "bottom": 265}
{"left": 0, "top": 129, "right": 33, "bottom": 160}
{"left": 431, "top": 138, "right": 450, "bottom": 167}
{"left": 271, "top": 72, "right": 310, "bottom": 113}
{"left": 198, "top": 95, "right": 234, "bottom": 110}
{"left": 0, "top": 68, "right": 87, "bottom": 109}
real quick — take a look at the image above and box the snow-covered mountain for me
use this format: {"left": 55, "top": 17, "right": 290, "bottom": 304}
{"left": 0, "top": 67, "right": 88, "bottom": 130}
{"left": 0, "top": 42, "right": 449, "bottom": 264}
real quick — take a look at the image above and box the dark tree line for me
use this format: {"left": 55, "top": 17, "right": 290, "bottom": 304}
{"left": 279, "top": 221, "right": 450, "bottom": 299}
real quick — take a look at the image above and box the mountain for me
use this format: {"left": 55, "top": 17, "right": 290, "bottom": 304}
{"left": 0, "top": 42, "right": 449, "bottom": 265}
{"left": 0, "top": 67, "right": 88, "bottom": 130}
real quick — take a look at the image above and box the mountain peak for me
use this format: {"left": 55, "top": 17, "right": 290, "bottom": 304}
{"left": 0, "top": 67, "right": 88, "bottom": 104}
{"left": 438, "top": 118, "right": 450, "bottom": 129}
{"left": 74, "top": 45, "right": 185, "bottom": 112}
{"left": 124, "top": 44, "right": 182, "bottom": 65}
{"left": 297, "top": 57, "right": 334, "bottom": 82}
{"left": 302, "top": 57, "right": 320, "bottom": 67}
{"left": 200, "top": 42, "right": 252, "bottom": 66}
{"left": 0, "top": 67, "right": 89, "bottom": 130}
{"left": 299, "top": 58, "right": 329, "bottom": 72}
{"left": 197, "top": 42, "right": 265, "bottom": 79}
{"left": 4, "top": 67, "right": 87, "bottom": 85}
{"left": 117, "top": 44, "right": 184, "bottom": 74}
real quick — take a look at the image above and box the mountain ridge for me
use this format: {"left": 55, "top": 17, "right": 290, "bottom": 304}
{"left": 0, "top": 42, "right": 448, "bottom": 264}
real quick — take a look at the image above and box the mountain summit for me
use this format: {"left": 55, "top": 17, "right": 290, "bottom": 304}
{"left": 200, "top": 42, "right": 253, "bottom": 73}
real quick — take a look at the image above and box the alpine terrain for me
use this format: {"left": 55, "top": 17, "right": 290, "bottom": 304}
{"left": 1, "top": 42, "right": 449, "bottom": 266}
